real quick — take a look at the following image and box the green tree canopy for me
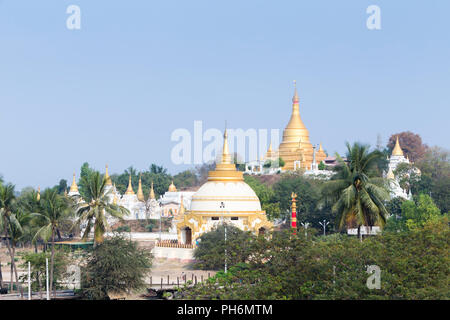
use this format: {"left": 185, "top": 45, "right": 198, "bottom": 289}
{"left": 80, "top": 235, "right": 152, "bottom": 299}
{"left": 193, "top": 224, "right": 256, "bottom": 270}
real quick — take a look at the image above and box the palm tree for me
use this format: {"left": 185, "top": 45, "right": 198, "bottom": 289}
{"left": 5, "top": 211, "right": 32, "bottom": 292}
{"left": 32, "top": 189, "right": 73, "bottom": 297}
{"left": 321, "top": 142, "right": 390, "bottom": 237}
{"left": 0, "top": 183, "right": 23, "bottom": 297}
{"left": 73, "top": 172, "right": 129, "bottom": 244}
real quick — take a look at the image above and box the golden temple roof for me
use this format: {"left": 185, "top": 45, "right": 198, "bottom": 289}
{"left": 69, "top": 173, "right": 79, "bottom": 193}
{"left": 168, "top": 181, "right": 177, "bottom": 192}
{"left": 104, "top": 164, "right": 112, "bottom": 186}
{"left": 392, "top": 136, "right": 404, "bottom": 157}
{"left": 137, "top": 174, "right": 145, "bottom": 201}
{"left": 318, "top": 143, "right": 324, "bottom": 152}
{"left": 207, "top": 128, "right": 244, "bottom": 182}
{"left": 149, "top": 182, "right": 156, "bottom": 199}
{"left": 125, "top": 175, "right": 135, "bottom": 195}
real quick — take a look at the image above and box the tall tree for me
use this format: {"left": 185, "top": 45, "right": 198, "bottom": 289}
{"left": 321, "top": 143, "right": 390, "bottom": 236}
{"left": 5, "top": 210, "right": 32, "bottom": 292}
{"left": 0, "top": 184, "right": 23, "bottom": 296}
{"left": 32, "top": 189, "right": 73, "bottom": 297}
{"left": 78, "top": 162, "right": 96, "bottom": 199}
{"left": 74, "top": 172, "right": 129, "bottom": 244}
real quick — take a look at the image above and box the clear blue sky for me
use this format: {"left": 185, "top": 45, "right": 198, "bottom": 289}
{"left": 0, "top": 0, "right": 449, "bottom": 190}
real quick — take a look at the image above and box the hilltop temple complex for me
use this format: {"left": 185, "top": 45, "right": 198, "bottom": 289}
{"left": 245, "top": 82, "right": 327, "bottom": 175}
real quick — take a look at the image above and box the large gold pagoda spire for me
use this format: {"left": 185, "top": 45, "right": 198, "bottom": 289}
{"left": 208, "top": 128, "right": 243, "bottom": 182}
{"left": 278, "top": 81, "right": 314, "bottom": 170}
{"left": 137, "top": 174, "right": 145, "bottom": 201}
{"left": 125, "top": 175, "right": 135, "bottom": 195}
{"left": 104, "top": 164, "right": 112, "bottom": 186}
{"left": 69, "top": 173, "right": 79, "bottom": 193}
{"left": 392, "top": 136, "right": 404, "bottom": 157}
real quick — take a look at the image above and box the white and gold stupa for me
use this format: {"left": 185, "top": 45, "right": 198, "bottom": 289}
{"left": 176, "top": 129, "right": 272, "bottom": 245}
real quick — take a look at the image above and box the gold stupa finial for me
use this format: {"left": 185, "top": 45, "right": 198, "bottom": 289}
{"left": 168, "top": 180, "right": 177, "bottom": 192}
{"left": 318, "top": 143, "right": 324, "bottom": 152}
{"left": 221, "top": 128, "right": 232, "bottom": 164}
{"left": 291, "top": 192, "right": 297, "bottom": 210}
{"left": 69, "top": 172, "right": 79, "bottom": 193}
{"left": 137, "top": 174, "right": 144, "bottom": 201}
{"left": 149, "top": 182, "right": 156, "bottom": 200}
{"left": 37, "top": 186, "right": 41, "bottom": 201}
{"left": 268, "top": 142, "right": 273, "bottom": 153}
{"left": 392, "top": 136, "right": 404, "bottom": 157}
{"left": 125, "top": 174, "right": 135, "bottom": 195}
{"left": 207, "top": 127, "right": 243, "bottom": 182}
{"left": 292, "top": 80, "right": 299, "bottom": 104}
{"left": 105, "top": 164, "right": 112, "bottom": 186}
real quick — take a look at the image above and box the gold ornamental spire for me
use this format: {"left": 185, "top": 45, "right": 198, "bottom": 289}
{"left": 105, "top": 164, "right": 112, "bottom": 186}
{"left": 207, "top": 128, "right": 243, "bottom": 182}
{"left": 125, "top": 175, "right": 135, "bottom": 195}
{"left": 285, "top": 80, "right": 307, "bottom": 130}
{"left": 179, "top": 195, "right": 185, "bottom": 215}
{"left": 69, "top": 173, "right": 79, "bottom": 193}
{"left": 149, "top": 182, "right": 156, "bottom": 200}
{"left": 392, "top": 136, "right": 404, "bottom": 157}
{"left": 113, "top": 184, "right": 118, "bottom": 205}
{"left": 221, "top": 128, "right": 232, "bottom": 164}
{"left": 318, "top": 143, "right": 324, "bottom": 152}
{"left": 137, "top": 174, "right": 145, "bottom": 201}
{"left": 292, "top": 80, "right": 299, "bottom": 103}
{"left": 168, "top": 180, "right": 177, "bottom": 192}
{"left": 37, "top": 186, "right": 41, "bottom": 201}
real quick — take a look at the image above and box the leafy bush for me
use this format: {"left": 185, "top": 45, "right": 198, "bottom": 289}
{"left": 80, "top": 235, "right": 152, "bottom": 300}
{"left": 115, "top": 225, "right": 131, "bottom": 233}
{"left": 193, "top": 224, "right": 256, "bottom": 270}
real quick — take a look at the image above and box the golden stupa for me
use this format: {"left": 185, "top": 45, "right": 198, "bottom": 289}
{"left": 149, "top": 182, "right": 156, "bottom": 200}
{"left": 125, "top": 175, "right": 135, "bottom": 195}
{"left": 277, "top": 81, "right": 327, "bottom": 170}
{"left": 104, "top": 164, "right": 112, "bottom": 186}
{"left": 69, "top": 173, "right": 79, "bottom": 193}
{"left": 137, "top": 174, "right": 145, "bottom": 201}
{"left": 392, "top": 136, "right": 404, "bottom": 157}
{"left": 168, "top": 181, "right": 177, "bottom": 192}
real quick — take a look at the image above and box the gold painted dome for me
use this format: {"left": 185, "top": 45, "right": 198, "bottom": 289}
{"left": 168, "top": 181, "right": 177, "bottom": 192}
